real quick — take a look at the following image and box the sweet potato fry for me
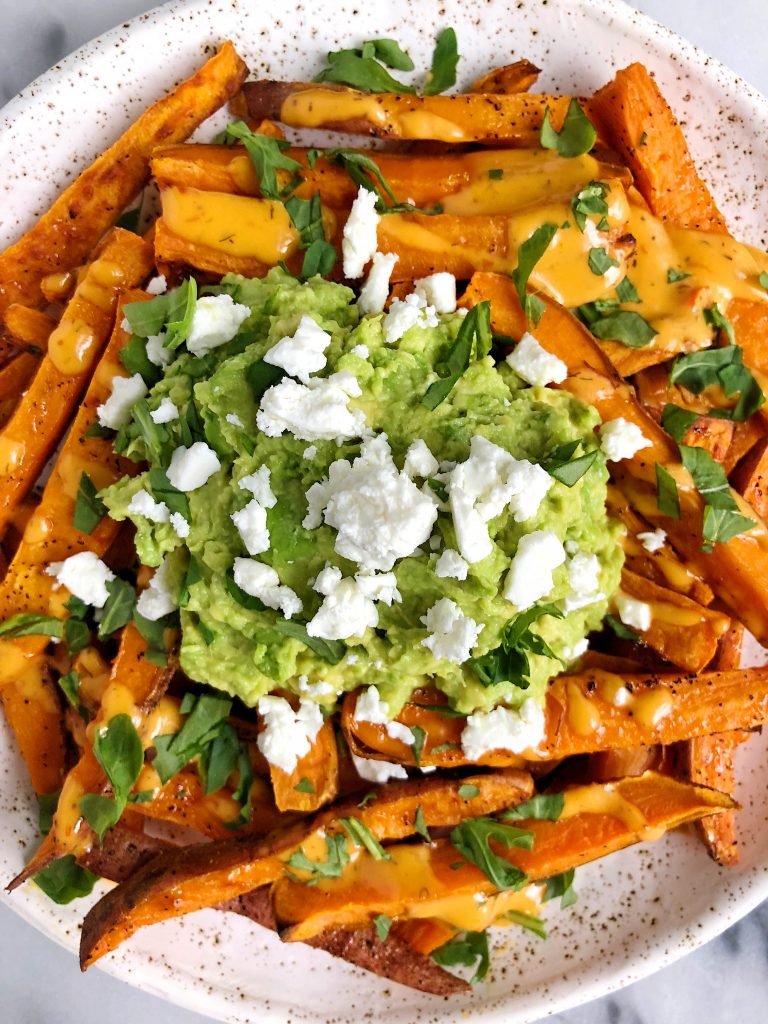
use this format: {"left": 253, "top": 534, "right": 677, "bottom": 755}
{"left": 4, "top": 305, "right": 55, "bottom": 351}
{"left": 79, "top": 770, "right": 533, "bottom": 967}
{"left": 590, "top": 63, "right": 727, "bottom": 232}
{"left": 730, "top": 437, "right": 768, "bottom": 518}
{"left": 0, "top": 351, "right": 40, "bottom": 427}
{"left": 0, "top": 231, "right": 154, "bottom": 539}
{"left": 679, "top": 416, "right": 734, "bottom": 463}
{"left": 460, "top": 272, "right": 768, "bottom": 643}
{"left": 0, "top": 42, "right": 247, "bottom": 316}
{"left": 236, "top": 81, "right": 575, "bottom": 144}
{"left": 267, "top": 717, "right": 339, "bottom": 813}
{"left": 272, "top": 772, "right": 734, "bottom": 942}
{"left": 470, "top": 60, "right": 541, "bottom": 94}
{"left": 723, "top": 417, "right": 765, "bottom": 475}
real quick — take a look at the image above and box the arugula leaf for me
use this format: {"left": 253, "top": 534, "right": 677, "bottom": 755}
{"left": 200, "top": 722, "right": 240, "bottom": 794}
{"left": 410, "top": 725, "right": 427, "bottom": 767}
{"left": 703, "top": 303, "right": 736, "bottom": 344}
{"left": 421, "top": 301, "right": 491, "bottom": 409}
{"left": 667, "top": 267, "right": 691, "bottom": 284}
{"left": 570, "top": 181, "right": 610, "bottom": 232}
{"left": 80, "top": 713, "right": 144, "bottom": 843}
{"left": 616, "top": 276, "right": 640, "bottom": 303}
{"left": 500, "top": 792, "right": 564, "bottom": 821}
{"left": 152, "top": 692, "right": 233, "bottom": 783}
{"left": 510, "top": 224, "right": 557, "bottom": 325}
{"left": 503, "top": 909, "right": 547, "bottom": 938}
{"left": 272, "top": 618, "right": 347, "bottom": 664}
{"left": 587, "top": 247, "right": 618, "bottom": 276}
{"left": 37, "top": 791, "right": 60, "bottom": 836}
{"left": 432, "top": 930, "right": 490, "bottom": 985}
{"left": 661, "top": 403, "right": 699, "bottom": 442}
{"left": 33, "top": 855, "right": 99, "bottom": 905}
{"left": 287, "top": 834, "right": 350, "bottom": 880}
{"left": 458, "top": 783, "right": 480, "bottom": 799}
{"left": 450, "top": 817, "right": 533, "bottom": 890}
{"left": 426, "top": 477, "right": 448, "bottom": 502}
{"left": 679, "top": 444, "right": 755, "bottom": 549}
{"left": 225, "top": 570, "right": 267, "bottom": 612}
{"left": 540, "top": 99, "right": 596, "bottom": 157}
{"left": 423, "top": 27, "right": 459, "bottom": 96}
{"left": 414, "top": 804, "right": 432, "bottom": 842}
{"left": 373, "top": 914, "right": 393, "bottom": 942}
{"left": 164, "top": 277, "right": 198, "bottom": 350}
{"left": 668, "top": 345, "right": 764, "bottom": 421}
{"left": 605, "top": 613, "right": 640, "bottom": 642}
{"left": 587, "top": 310, "right": 657, "bottom": 348}
{"left": 294, "top": 777, "right": 316, "bottom": 795}
{"left": 246, "top": 359, "right": 284, "bottom": 403}
{"left": 541, "top": 441, "right": 599, "bottom": 487}
{"left": 97, "top": 578, "right": 136, "bottom": 639}
{"left": 57, "top": 670, "right": 88, "bottom": 721}
{"left": 0, "top": 613, "right": 63, "bottom": 640}
{"left": 284, "top": 193, "right": 326, "bottom": 247}
{"left": 468, "top": 604, "right": 563, "bottom": 689}
{"left": 224, "top": 122, "right": 303, "bottom": 198}
{"left": 120, "top": 333, "right": 162, "bottom": 387}
{"left": 314, "top": 50, "right": 416, "bottom": 93}
{"left": 115, "top": 206, "right": 141, "bottom": 233}
{"left": 179, "top": 554, "right": 203, "bottom": 609}
{"left": 147, "top": 467, "right": 190, "bottom": 519}
{"left": 340, "top": 817, "right": 390, "bottom": 860}
{"left": 321, "top": 148, "right": 441, "bottom": 215}
{"left": 133, "top": 611, "right": 173, "bottom": 666}
{"left": 759, "top": 270, "right": 768, "bottom": 291}
{"left": 122, "top": 292, "right": 172, "bottom": 338}
{"left": 301, "top": 238, "right": 337, "bottom": 278}
{"left": 418, "top": 703, "right": 466, "bottom": 718}
{"left": 73, "top": 473, "right": 107, "bottom": 534}
{"left": 230, "top": 741, "right": 255, "bottom": 824}
{"left": 542, "top": 867, "right": 577, "bottom": 908}
{"left": 655, "top": 463, "right": 681, "bottom": 519}
{"left": 366, "top": 39, "right": 414, "bottom": 71}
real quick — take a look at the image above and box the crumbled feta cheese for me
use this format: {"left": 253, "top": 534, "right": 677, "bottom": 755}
{"left": 448, "top": 436, "right": 553, "bottom": 563}
{"left": 612, "top": 685, "right": 631, "bottom": 707}
{"left": 434, "top": 548, "right": 469, "bottom": 581}
{"left": 461, "top": 698, "right": 545, "bottom": 761}
{"left": 239, "top": 466, "right": 276, "bottom": 508}
{"left": 350, "top": 344, "right": 369, "bottom": 359}
{"left": 136, "top": 556, "right": 177, "bottom": 621}
{"left": 264, "top": 315, "right": 332, "bottom": 385}
{"left": 637, "top": 528, "right": 666, "bottom": 553}
{"left": 96, "top": 373, "right": 147, "bottom": 429}
{"left": 358, "top": 251, "right": 398, "bottom": 314}
{"left": 257, "top": 372, "right": 366, "bottom": 443}
{"left": 145, "top": 333, "right": 171, "bottom": 367}
{"left": 413, "top": 272, "right": 457, "bottom": 314}
{"left": 257, "top": 695, "right": 323, "bottom": 774}
{"left": 403, "top": 439, "right": 439, "bottom": 479}
{"left": 504, "top": 530, "right": 566, "bottom": 609}
{"left": 170, "top": 512, "right": 190, "bottom": 538}
{"left": 226, "top": 412, "right": 244, "bottom": 428}
{"left": 298, "top": 677, "right": 336, "bottom": 698}
{"left": 232, "top": 558, "right": 302, "bottom": 618}
{"left": 231, "top": 500, "right": 269, "bottom": 555}
{"left": 46, "top": 552, "right": 115, "bottom": 608}
{"left": 505, "top": 332, "right": 568, "bottom": 387}
{"left": 303, "top": 433, "right": 438, "bottom": 571}
{"left": 354, "top": 570, "right": 401, "bottom": 606}
{"left": 303, "top": 444, "right": 318, "bottom": 461}
{"left": 186, "top": 294, "right": 250, "bottom": 356}
{"left": 346, "top": 653, "right": 360, "bottom": 665}
{"left": 146, "top": 274, "right": 167, "bottom": 295}
{"left": 354, "top": 685, "right": 415, "bottom": 745}
{"left": 421, "top": 598, "right": 481, "bottom": 664}
{"left": 149, "top": 397, "right": 179, "bottom": 424}
{"left": 342, "top": 185, "right": 380, "bottom": 279}
{"left": 127, "top": 488, "right": 170, "bottom": 524}
{"left": 351, "top": 752, "right": 408, "bottom": 783}
{"left": 561, "top": 551, "right": 603, "bottom": 613}
{"left": 306, "top": 566, "right": 378, "bottom": 640}
{"left": 563, "top": 637, "right": 589, "bottom": 661}
{"left": 382, "top": 291, "right": 439, "bottom": 344}
{"left": 167, "top": 442, "right": 221, "bottom": 492}
{"left": 429, "top": 535, "right": 442, "bottom": 552}
{"left": 599, "top": 418, "right": 652, "bottom": 462}
{"left": 615, "top": 593, "right": 652, "bottom": 632}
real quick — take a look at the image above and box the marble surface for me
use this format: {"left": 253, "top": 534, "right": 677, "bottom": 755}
{"left": 1, "top": 1, "right": 768, "bottom": 1021}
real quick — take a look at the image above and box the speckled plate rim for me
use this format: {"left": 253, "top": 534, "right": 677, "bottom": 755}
{"left": 0, "top": 1, "right": 767, "bottom": 1022}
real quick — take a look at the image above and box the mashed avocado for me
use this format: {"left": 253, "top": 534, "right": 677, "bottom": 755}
{"left": 101, "top": 269, "right": 622, "bottom": 715}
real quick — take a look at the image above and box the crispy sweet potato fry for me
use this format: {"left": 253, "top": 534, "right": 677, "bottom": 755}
{"left": 267, "top": 717, "right": 339, "bottom": 813}
{"left": 273, "top": 773, "right": 734, "bottom": 941}
{"left": 79, "top": 771, "right": 533, "bottom": 967}
{"left": 730, "top": 437, "right": 768, "bottom": 518}
{"left": 0, "top": 42, "right": 247, "bottom": 316}
{"left": 460, "top": 272, "right": 768, "bottom": 643}
{"left": 590, "top": 63, "right": 727, "bottom": 232}
{"left": 4, "top": 305, "right": 55, "bottom": 351}
{"left": 236, "top": 81, "right": 575, "bottom": 144}
{"left": 724, "top": 417, "right": 765, "bottom": 475}
{"left": 470, "top": 60, "right": 541, "bottom": 94}
{"left": 680, "top": 416, "right": 734, "bottom": 463}
{"left": 0, "top": 351, "right": 40, "bottom": 428}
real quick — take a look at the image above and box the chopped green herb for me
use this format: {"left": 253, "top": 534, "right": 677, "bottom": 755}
{"left": 585, "top": 309, "right": 657, "bottom": 348}
{"left": 432, "top": 929, "right": 490, "bottom": 985}
{"left": 320, "top": 148, "right": 441, "bottom": 215}
{"left": 500, "top": 792, "right": 564, "bottom": 822}
{"left": 504, "top": 909, "right": 547, "bottom": 938}
{"left": 73, "top": 473, "right": 108, "bottom": 534}
{"left": 365, "top": 39, "right": 414, "bottom": 72}
{"left": 668, "top": 345, "right": 764, "bottom": 422}
{"left": 414, "top": 805, "right": 431, "bottom": 842}
{"left": 667, "top": 267, "right": 691, "bottom": 284}
{"left": 616, "top": 276, "right": 640, "bottom": 304}
{"left": 426, "top": 478, "right": 449, "bottom": 502}
{"left": 703, "top": 303, "right": 736, "bottom": 344}
{"left": 488, "top": 168, "right": 504, "bottom": 180}
{"left": 410, "top": 725, "right": 427, "bottom": 767}
{"left": 541, "top": 441, "right": 599, "bottom": 487}
{"left": 542, "top": 867, "right": 577, "bottom": 908}
{"left": 0, "top": 613, "right": 63, "bottom": 640}
{"left": 300, "top": 238, "right": 337, "bottom": 278}
{"left": 120, "top": 333, "right": 162, "bottom": 387}
{"left": 147, "top": 467, "right": 190, "bottom": 519}
{"left": 294, "top": 777, "right": 316, "bottom": 795}
{"left": 421, "top": 301, "right": 491, "bottom": 409}
{"left": 314, "top": 49, "right": 416, "bottom": 94}
{"left": 587, "top": 247, "right": 619, "bottom": 276}
{"left": 605, "top": 614, "right": 640, "bottom": 642}
{"left": 510, "top": 224, "right": 557, "bottom": 325}
{"left": 661, "top": 403, "right": 699, "bottom": 442}
{"left": 273, "top": 619, "right": 347, "bottom": 664}
{"left": 163, "top": 277, "right": 198, "bottom": 350}
{"left": 419, "top": 703, "right": 466, "bottom": 718}
{"left": 458, "top": 783, "right": 480, "bottom": 799}
{"left": 679, "top": 444, "right": 755, "bottom": 550}
{"left": 450, "top": 817, "right": 533, "bottom": 890}
{"left": 655, "top": 463, "right": 681, "bottom": 519}
{"left": 357, "top": 791, "right": 377, "bottom": 809}
{"left": 97, "top": 578, "right": 136, "bottom": 640}
{"left": 424, "top": 27, "right": 459, "bottom": 96}
{"left": 133, "top": 611, "right": 173, "bottom": 666}
{"left": 540, "top": 99, "right": 597, "bottom": 158}
{"left": 33, "top": 855, "right": 99, "bottom": 905}
{"left": 468, "top": 604, "right": 563, "bottom": 689}
{"left": 287, "top": 834, "right": 350, "bottom": 881}
{"left": 37, "top": 791, "right": 60, "bottom": 837}
{"left": 759, "top": 270, "right": 768, "bottom": 291}
{"left": 246, "top": 358, "right": 284, "bottom": 402}
{"left": 570, "top": 181, "right": 610, "bottom": 232}
{"left": 57, "top": 670, "right": 88, "bottom": 722}
{"left": 373, "top": 914, "right": 393, "bottom": 942}
{"left": 638, "top": 131, "right": 648, "bottom": 147}
{"left": 200, "top": 722, "right": 240, "bottom": 794}
{"left": 152, "top": 692, "right": 233, "bottom": 784}
{"left": 80, "top": 713, "right": 144, "bottom": 843}
{"left": 340, "top": 817, "right": 390, "bottom": 860}
{"left": 224, "top": 122, "right": 303, "bottom": 198}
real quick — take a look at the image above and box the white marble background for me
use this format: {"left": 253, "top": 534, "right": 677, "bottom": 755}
{"left": 1, "top": 1, "right": 767, "bottom": 1021}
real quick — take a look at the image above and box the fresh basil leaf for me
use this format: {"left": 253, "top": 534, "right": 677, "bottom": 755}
{"left": 301, "top": 238, "right": 337, "bottom": 278}
{"left": 667, "top": 267, "right": 690, "bottom": 284}
{"left": 224, "top": 121, "right": 303, "bottom": 199}
{"left": 373, "top": 914, "right": 393, "bottom": 942}
{"left": 271, "top": 618, "right": 347, "bottom": 664}
{"left": 133, "top": 611, "right": 173, "bottom": 666}
{"left": 587, "top": 247, "right": 618, "bottom": 276}
{"left": 422, "top": 301, "right": 491, "bottom": 409}
{"left": 543, "top": 867, "right": 577, "bottom": 908}
{"left": 164, "top": 277, "right": 198, "bottom": 350}
{"left": 503, "top": 909, "right": 547, "bottom": 938}
{"left": 64, "top": 617, "right": 91, "bottom": 657}
{"left": 115, "top": 207, "right": 141, "bottom": 233}
{"left": 588, "top": 310, "right": 657, "bottom": 348}
{"left": 450, "top": 817, "right": 532, "bottom": 890}
{"left": 616, "top": 276, "right": 640, "bottom": 303}
{"left": 287, "top": 834, "right": 350, "bottom": 880}
{"left": 510, "top": 224, "right": 557, "bottom": 324}
{"left": 655, "top": 463, "right": 681, "bottom": 519}
{"left": 230, "top": 741, "right": 255, "bottom": 824}
{"left": 410, "top": 724, "right": 426, "bottom": 767}
{"left": 661, "top": 403, "right": 699, "bottom": 442}
{"left": 541, "top": 442, "right": 599, "bottom": 487}
{"left": 73, "top": 473, "right": 108, "bottom": 534}
{"left": 32, "top": 855, "right": 99, "bottom": 905}
{"left": 668, "top": 345, "right": 764, "bottom": 421}
{"left": 246, "top": 359, "right": 284, "bottom": 403}
{"left": 432, "top": 930, "right": 490, "bottom": 985}
{"left": 79, "top": 793, "right": 122, "bottom": 843}
{"left": 702, "top": 505, "right": 756, "bottom": 551}
{"left": 122, "top": 293, "right": 172, "bottom": 338}
{"left": 458, "top": 783, "right": 480, "bottom": 799}
{"left": 97, "top": 579, "right": 136, "bottom": 639}
{"left": 540, "top": 99, "right": 596, "bottom": 157}
{"left": 152, "top": 692, "right": 233, "bottom": 784}
{"left": 92, "top": 713, "right": 144, "bottom": 801}
{"left": 426, "top": 478, "right": 448, "bottom": 502}
{"left": 315, "top": 50, "right": 416, "bottom": 93}
{"left": 414, "top": 804, "right": 431, "bottom": 842}
{"left": 703, "top": 303, "right": 735, "bottom": 344}
{"left": 488, "top": 168, "right": 504, "bottom": 180}
{"left": 571, "top": 181, "right": 610, "bottom": 232}
{"left": 284, "top": 193, "right": 326, "bottom": 247}
{"left": 418, "top": 703, "right": 465, "bottom": 718}
{"left": 200, "top": 722, "right": 240, "bottom": 794}
{"left": 0, "top": 613, "right": 63, "bottom": 640}
{"left": 294, "top": 777, "right": 316, "bottom": 795}
{"left": 127, "top": 790, "right": 154, "bottom": 804}
{"left": 423, "top": 27, "right": 459, "bottom": 96}
{"left": 340, "top": 817, "right": 391, "bottom": 860}
{"left": 679, "top": 444, "right": 736, "bottom": 509}
{"left": 322, "top": 148, "right": 441, "bottom": 216}
{"left": 500, "top": 792, "right": 564, "bottom": 821}
{"left": 605, "top": 613, "right": 640, "bottom": 642}
{"left": 147, "top": 467, "right": 190, "bottom": 519}
{"left": 57, "top": 670, "right": 88, "bottom": 721}
{"left": 469, "top": 604, "right": 563, "bottom": 689}
{"left": 120, "top": 333, "right": 162, "bottom": 386}
{"left": 37, "top": 791, "right": 60, "bottom": 836}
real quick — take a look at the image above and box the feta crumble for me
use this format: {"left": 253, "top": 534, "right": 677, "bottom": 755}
{"left": 599, "top": 418, "right": 652, "bottom": 462}
{"left": 615, "top": 593, "right": 652, "bottom": 632}
{"left": 263, "top": 315, "right": 332, "bottom": 385}
{"left": 46, "top": 552, "right": 115, "bottom": 608}
{"left": 403, "top": 438, "right": 439, "bottom": 479}
{"left": 354, "top": 570, "right": 401, "bottom": 606}
{"left": 351, "top": 752, "right": 408, "bottom": 784}
{"left": 149, "top": 397, "right": 179, "bottom": 424}
{"left": 561, "top": 551, "right": 604, "bottom": 612}
{"left": 503, "top": 530, "right": 566, "bottom": 609}
{"left": 136, "top": 556, "right": 177, "bottom": 621}
{"left": 434, "top": 548, "right": 469, "bottom": 581}
{"left": 303, "top": 445, "right": 318, "bottom": 461}
{"left": 127, "top": 488, "right": 170, "bottom": 524}
{"left": 96, "top": 373, "right": 147, "bottom": 430}
{"left": 637, "top": 528, "right": 666, "bottom": 553}
{"left": 185, "top": 294, "right": 250, "bottom": 357}
{"left": 239, "top": 466, "right": 276, "bottom": 508}
{"left": 306, "top": 565, "right": 378, "bottom": 640}
{"left": 146, "top": 334, "right": 171, "bottom": 367}
{"left": 146, "top": 275, "right": 167, "bottom": 295}
{"left": 257, "top": 696, "right": 323, "bottom": 774}
{"left": 421, "top": 598, "right": 481, "bottom": 664}
{"left": 505, "top": 333, "right": 568, "bottom": 387}
{"left": 461, "top": 698, "right": 545, "bottom": 761}
{"left": 358, "top": 251, "right": 398, "bottom": 314}
{"left": 233, "top": 558, "right": 302, "bottom": 618}
{"left": 382, "top": 291, "right": 439, "bottom": 344}
{"left": 231, "top": 500, "right": 269, "bottom": 555}
{"left": 167, "top": 442, "right": 221, "bottom": 492}
{"left": 354, "top": 685, "right": 415, "bottom": 746}
{"left": 342, "top": 185, "right": 380, "bottom": 279}
{"left": 257, "top": 372, "right": 366, "bottom": 442}
{"left": 413, "top": 272, "right": 457, "bottom": 314}
{"left": 170, "top": 512, "right": 190, "bottom": 538}
{"left": 226, "top": 412, "right": 244, "bottom": 428}
{"left": 350, "top": 344, "right": 369, "bottom": 359}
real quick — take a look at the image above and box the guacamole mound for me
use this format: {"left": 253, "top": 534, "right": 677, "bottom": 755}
{"left": 101, "top": 269, "right": 623, "bottom": 715}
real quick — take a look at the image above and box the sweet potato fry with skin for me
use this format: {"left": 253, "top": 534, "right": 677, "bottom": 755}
{"left": 236, "top": 81, "right": 575, "bottom": 144}
{"left": 680, "top": 416, "right": 734, "bottom": 463}
{"left": 79, "top": 771, "right": 534, "bottom": 967}
{"left": 4, "top": 305, "right": 55, "bottom": 351}
{"left": 590, "top": 63, "right": 727, "bottom": 232}
{"left": 729, "top": 298, "right": 768, "bottom": 376}
{"left": 0, "top": 231, "right": 154, "bottom": 540}
{"left": 267, "top": 717, "right": 339, "bottom": 813}
{"left": 460, "top": 273, "right": 768, "bottom": 643}
{"left": 0, "top": 351, "right": 40, "bottom": 427}
{"left": 273, "top": 773, "right": 734, "bottom": 942}
{"left": 730, "top": 437, "right": 768, "bottom": 518}
{"left": 0, "top": 42, "right": 247, "bottom": 317}
{"left": 617, "top": 566, "right": 730, "bottom": 672}
{"left": 723, "top": 417, "right": 764, "bottom": 475}
{"left": 471, "top": 60, "right": 541, "bottom": 94}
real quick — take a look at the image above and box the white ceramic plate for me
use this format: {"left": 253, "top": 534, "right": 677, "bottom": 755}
{"left": 2, "top": 1, "right": 768, "bottom": 1021}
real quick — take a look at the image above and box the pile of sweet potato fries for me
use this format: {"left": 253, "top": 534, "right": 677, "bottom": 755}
{"left": 1, "top": 37, "right": 768, "bottom": 995}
